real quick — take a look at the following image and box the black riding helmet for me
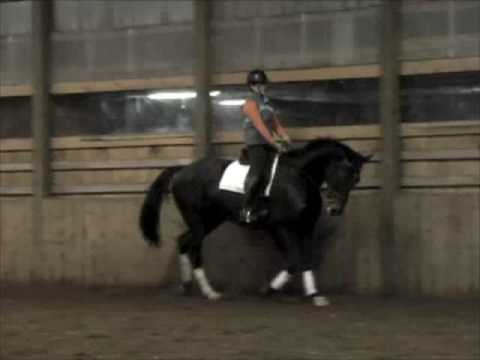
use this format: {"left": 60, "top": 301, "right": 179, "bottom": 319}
{"left": 247, "top": 69, "right": 269, "bottom": 86}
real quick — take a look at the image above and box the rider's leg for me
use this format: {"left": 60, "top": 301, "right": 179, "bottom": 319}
{"left": 240, "top": 145, "right": 271, "bottom": 223}
{"left": 241, "top": 173, "right": 260, "bottom": 220}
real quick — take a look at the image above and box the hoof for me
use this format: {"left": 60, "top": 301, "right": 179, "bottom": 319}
{"left": 206, "top": 291, "right": 222, "bottom": 301}
{"left": 260, "top": 285, "right": 277, "bottom": 298}
{"left": 312, "top": 295, "right": 330, "bottom": 307}
{"left": 181, "top": 282, "right": 194, "bottom": 296}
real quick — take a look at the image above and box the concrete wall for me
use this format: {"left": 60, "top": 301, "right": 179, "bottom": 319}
{"left": 0, "top": 196, "right": 181, "bottom": 286}
{"left": 1, "top": 0, "right": 479, "bottom": 86}
{"left": 1, "top": 190, "right": 478, "bottom": 297}
{"left": 395, "top": 190, "right": 479, "bottom": 296}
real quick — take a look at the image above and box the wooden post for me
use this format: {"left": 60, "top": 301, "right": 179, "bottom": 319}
{"left": 380, "top": 0, "right": 401, "bottom": 295}
{"left": 31, "top": 0, "right": 52, "bottom": 275}
{"left": 32, "top": 0, "right": 52, "bottom": 197}
{"left": 193, "top": 0, "right": 212, "bottom": 158}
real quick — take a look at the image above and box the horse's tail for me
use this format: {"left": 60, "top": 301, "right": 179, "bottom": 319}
{"left": 139, "top": 166, "right": 183, "bottom": 247}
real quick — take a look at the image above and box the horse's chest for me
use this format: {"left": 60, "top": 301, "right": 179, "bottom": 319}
{"left": 270, "top": 183, "right": 308, "bottom": 217}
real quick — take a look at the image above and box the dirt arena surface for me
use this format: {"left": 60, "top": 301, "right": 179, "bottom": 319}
{"left": 1, "top": 286, "right": 478, "bottom": 360}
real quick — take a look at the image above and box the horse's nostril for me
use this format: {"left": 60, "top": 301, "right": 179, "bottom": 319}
{"left": 327, "top": 207, "right": 341, "bottom": 216}
{"left": 326, "top": 207, "right": 339, "bottom": 216}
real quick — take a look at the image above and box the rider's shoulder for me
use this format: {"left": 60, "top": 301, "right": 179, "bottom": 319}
{"left": 246, "top": 92, "right": 264, "bottom": 103}
{"left": 243, "top": 97, "right": 260, "bottom": 111}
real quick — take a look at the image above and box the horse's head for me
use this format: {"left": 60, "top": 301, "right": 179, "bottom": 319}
{"left": 323, "top": 151, "right": 371, "bottom": 216}
{"left": 291, "top": 138, "right": 372, "bottom": 216}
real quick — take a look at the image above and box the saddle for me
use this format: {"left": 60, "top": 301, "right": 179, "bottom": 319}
{"left": 219, "top": 150, "right": 280, "bottom": 196}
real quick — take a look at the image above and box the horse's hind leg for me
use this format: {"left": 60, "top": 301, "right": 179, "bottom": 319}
{"left": 177, "top": 231, "right": 194, "bottom": 296}
{"left": 191, "top": 221, "right": 222, "bottom": 301}
{"left": 178, "top": 207, "right": 222, "bottom": 301}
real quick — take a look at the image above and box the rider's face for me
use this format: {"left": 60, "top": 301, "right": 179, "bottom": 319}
{"left": 251, "top": 83, "right": 267, "bottom": 95}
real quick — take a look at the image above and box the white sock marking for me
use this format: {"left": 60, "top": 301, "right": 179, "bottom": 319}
{"left": 193, "top": 268, "right": 221, "bottom": 300}
{"left": 270, "top": 270, "right": 292, "bottom": 290}
{"left": 179, "top": 254, "right": 192, "bottom": 283}
{"left": 302, "top": 270, "right": 318, "bottom": 296}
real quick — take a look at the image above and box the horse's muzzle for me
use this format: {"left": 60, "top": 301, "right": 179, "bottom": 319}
{"left": 326, "top": 206, "right": 341, "bottom": 216}
{"left": 324, "top": 190, "right": 346, "bottom": 216}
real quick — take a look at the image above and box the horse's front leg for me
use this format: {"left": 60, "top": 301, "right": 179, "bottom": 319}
{"left": 299, "top": 234, "right": 330, "bottom": 307}
{"left": 263, "top": 227, "right": 299, "bottom": 296}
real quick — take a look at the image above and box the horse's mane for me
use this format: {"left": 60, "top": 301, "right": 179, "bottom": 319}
{"left": 289, "top": 137, "right": 364, "bottom": 163}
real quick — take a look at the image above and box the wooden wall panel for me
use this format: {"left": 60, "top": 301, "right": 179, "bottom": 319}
{"left": 52, "top": 169, "right": 161, "bottom": 186}
{"left": 0, "top": 151, "right": 32, "bottom": 163}
{"left": 0, "top": 172, "right": 32, "bottom": 187}
{"left": 403, "top": 134, "right": 480, "bottom": 151}
{"left": 1, "top": 122, "right": 478, "bottom": 195}
{"left": 402, "top": 160, "right": 480, "bottom": 178}
{"left": 52, "top": 148, "right": 109, "bottom": 162}
{"left": 51, "top": 145, "right": 195, "bottom": 162}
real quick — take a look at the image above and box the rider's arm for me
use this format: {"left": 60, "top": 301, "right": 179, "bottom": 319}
{"left": 273, "top": 114, "right": 291, "bottom": 143}
{"left": 243, "top": 99, "right": 277, "bottom": 145}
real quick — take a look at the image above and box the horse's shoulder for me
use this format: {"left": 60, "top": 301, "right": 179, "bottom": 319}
{"left": 277, "top": 163, "right": 303, "bottom": 181}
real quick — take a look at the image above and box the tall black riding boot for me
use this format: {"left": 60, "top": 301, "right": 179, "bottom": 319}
{"left": 239, "top": 195, "right": 268, "bottom": 224}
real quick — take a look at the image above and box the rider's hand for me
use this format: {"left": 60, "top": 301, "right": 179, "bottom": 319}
{"left": 281, "top": 135, "right": 292, "bottom": 145}
{"left": 274, "top": 142, "right": 288, "bottom": 153}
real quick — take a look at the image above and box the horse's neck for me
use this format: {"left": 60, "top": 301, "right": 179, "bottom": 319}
{"left": 288, "top": 145, "right": 337, "bottom": 182}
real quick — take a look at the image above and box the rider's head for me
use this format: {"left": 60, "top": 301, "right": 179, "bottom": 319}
{"left": 247, "top": 69, "right": 268, "bottom": 96}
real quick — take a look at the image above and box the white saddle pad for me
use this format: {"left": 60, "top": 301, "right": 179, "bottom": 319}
{"left": 219, "top": 154, "right": 280, "bottom": 197}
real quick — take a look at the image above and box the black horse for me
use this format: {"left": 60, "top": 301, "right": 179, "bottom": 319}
{"left": 140, "top": 138, "right": 370, "bottom": 306}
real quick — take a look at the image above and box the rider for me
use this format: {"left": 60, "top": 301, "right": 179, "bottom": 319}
{"left": 239, "top": 69, "right": 292, "bottom": 224}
